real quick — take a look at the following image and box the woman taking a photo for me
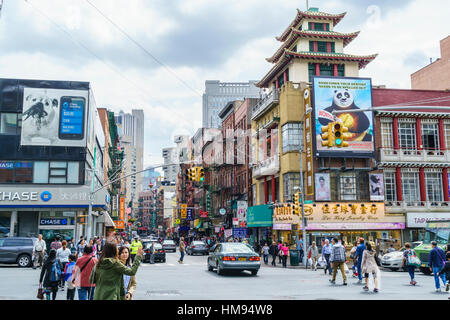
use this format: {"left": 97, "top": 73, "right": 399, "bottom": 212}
{"left": 118, "top": 246, "right": 137, "bottom": 300}
{"left": 89, "top": 241, "right": 143, "bottom": 300}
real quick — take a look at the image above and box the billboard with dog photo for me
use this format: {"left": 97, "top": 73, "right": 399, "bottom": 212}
{"left": 20, "top": 87, "right": 89, "bottom": 147}
{"left": 312, "top": 76, "right": 375, "bottom": 158}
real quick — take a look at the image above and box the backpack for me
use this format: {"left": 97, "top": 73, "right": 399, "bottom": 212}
{"left": 50, "top": 260, "right": 61, "bottom": 282}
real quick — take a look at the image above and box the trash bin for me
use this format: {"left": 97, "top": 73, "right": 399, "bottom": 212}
{"left": 289, "top": 249, "right": 300, "bottom": 266}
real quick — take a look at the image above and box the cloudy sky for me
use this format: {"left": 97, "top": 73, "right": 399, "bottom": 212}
{"left": 0, "top": 0, "right": 448, "bottom": 169}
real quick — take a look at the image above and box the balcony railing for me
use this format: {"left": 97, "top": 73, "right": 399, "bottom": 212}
{"left": 252, "top": 154, "right": 280, "bottom": 178}
{"left": 251, "top": 88, "right": 279, "bottom": 121}
{"left": 379, "top": 148, "right": 450, "bottom": 163}
{"left": 385, "top": 200, "right": 450, "bottom": 212}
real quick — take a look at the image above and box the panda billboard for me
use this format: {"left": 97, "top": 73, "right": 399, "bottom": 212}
{"left": 311, "top": 76, "right": 375, "bottom": 158}
{"left": 20, "top": 87, "right": 89, "bottom": 147}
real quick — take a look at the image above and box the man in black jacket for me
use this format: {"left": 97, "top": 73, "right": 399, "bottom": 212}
{"left": 269, "top": 241, "right": 278, "bottom": 267}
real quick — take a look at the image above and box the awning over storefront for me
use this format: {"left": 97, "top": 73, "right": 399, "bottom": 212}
{"left": 247, "top": 205, "right": 273, "bottom": 228}
{"left": 99, "top": 212, "right": 115, "bottom": 227}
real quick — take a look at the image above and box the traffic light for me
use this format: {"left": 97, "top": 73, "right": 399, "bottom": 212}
{"left": 197, "top": 167, "right": 205, "bottom": 182}
{"left": 187, "top": 167, "right": 196, "bottom": 181}
{"left": 333, "top": 121, "right": 349, "bottom": 148}
{"left": 321, "top": 122, "right": 334, "bottom": 147}
{"left": 293, "top": 192, "right": 300, "bottom": 215}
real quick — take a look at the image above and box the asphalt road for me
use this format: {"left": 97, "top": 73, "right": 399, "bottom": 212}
{"left": 0, "top": 250, "right": 448, "bottom": 300}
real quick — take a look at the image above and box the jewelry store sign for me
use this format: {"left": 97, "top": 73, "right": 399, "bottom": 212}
{"left": 303, "top": 202, "right": 385, "bottom": 222}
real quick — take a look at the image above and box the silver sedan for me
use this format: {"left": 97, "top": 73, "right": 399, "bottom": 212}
{"left": 207, "top": 242, "right": 261, "bottom": 276}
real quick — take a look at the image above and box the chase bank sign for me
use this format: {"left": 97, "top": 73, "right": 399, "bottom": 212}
{"left": 0, "top": 191, "right": 39, "bottom": 201}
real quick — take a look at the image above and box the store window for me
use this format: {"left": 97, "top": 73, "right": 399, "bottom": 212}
{"left": 0, "top": 161, "right": 32, "bottom": 183}
{"left": 282, "top": 122, "right": 302, "bottom": 153}
{"left": 401, "top": 170, "right": 420, "bottom": 204}
{"left": 384, "top": 171, "right": 397, "bottom": 202}
{"left": 425, "top": 170, "right": 443, "bottom": 203}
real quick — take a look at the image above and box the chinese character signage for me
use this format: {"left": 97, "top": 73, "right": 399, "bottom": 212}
{"left": 312, "top": 76, "right": 375, "bottom": 158}
{"left": 186, "top": 208, "right": 193, "bottom": 221}
{"left": 236, "top": 201, "right": 247, "bottom": 227}
{"left": 119, "top": 196, "right": 125, "bottom": 221}
{"left": 304, "top": 88, "right": 314, "bottom": 195}
{"left": 180, "top": 204, "right": 187, "bottom": 219}
{"left": 303, "top": 202, "right": 385, "bottom": 222}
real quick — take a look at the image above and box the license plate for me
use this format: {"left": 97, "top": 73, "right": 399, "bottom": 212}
{"left": 238, "top": 257, "right": 247, "bottom": 261}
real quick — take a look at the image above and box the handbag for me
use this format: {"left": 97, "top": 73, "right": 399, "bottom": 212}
{"left": 407, "top": 250, "right": 421, "bottom": 267}
{"left": 37, "top": 284, "right": 44, "bottom": 300}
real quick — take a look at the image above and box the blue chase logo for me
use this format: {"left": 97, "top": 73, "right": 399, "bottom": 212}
{"left": 40, "top": 191, "right": 52, "bottom": 202}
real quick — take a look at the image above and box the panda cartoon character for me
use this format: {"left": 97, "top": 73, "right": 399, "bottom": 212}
{"left": 21, "top": 93, "right": 59, "bottom": 145}
{"left": 318, "top": 89, "right": 372, "bottom": 142}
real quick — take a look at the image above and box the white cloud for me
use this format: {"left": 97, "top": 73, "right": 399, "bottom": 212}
{"left": 1, "top": 0, "right": 448, "bottom": 169}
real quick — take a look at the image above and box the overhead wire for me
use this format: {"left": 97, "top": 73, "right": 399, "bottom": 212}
{"left": 85, "top": 0, "right": 203, "bottom": 97}
{"left": 22, "top": 0, "right": 200, "bottom": 132}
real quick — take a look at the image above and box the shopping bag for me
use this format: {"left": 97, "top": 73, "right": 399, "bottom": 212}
{"left": 318, "top": 256, "right": 326, "bottom": 268}
{"left": 37, "top": 285, "right": 44, "bottom": 300}
{"left": 344, "top": 263, "right": 350, "bottom": 274}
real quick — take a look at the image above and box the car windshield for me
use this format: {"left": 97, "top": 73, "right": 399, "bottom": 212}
{"left": 221, "top": 243, "right": 254, "bottom": 254}
{"left": 193, "top": 241, "right": 205, "bottom": 245}
{"left": 144, "top": 242, "right": 162, "bottom": 249}
{"left": 163, "top": 240, "right": 175, "bottom": 244}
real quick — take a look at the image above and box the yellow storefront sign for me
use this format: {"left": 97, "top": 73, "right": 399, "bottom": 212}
{"left": 303, "top": 202, "right": 385, "bottom": 222}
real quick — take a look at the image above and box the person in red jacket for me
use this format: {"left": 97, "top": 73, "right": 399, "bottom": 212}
{"left": 72, "top": 245, "right": 97, "bottom": 300}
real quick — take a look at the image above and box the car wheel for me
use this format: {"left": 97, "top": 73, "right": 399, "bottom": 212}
{"left": 251, "top": 270, "right": 258, "bottom": 276}
{"left": 163, "top": 259, "right": 166, "bottom": 263}
{"left": 17, "top": 254, "right": 31, "bottom": 268}
{"left": 208, "top": 263, "right": 214, "bottom": 271}
{"left": 217, "top": 263, "right": 223, "bottom": 275}
{"left": 389, "top": 268, "right": 398, "bottom": 272}
{"left": 420, "top": 267, "right": 432, "bottom": 275}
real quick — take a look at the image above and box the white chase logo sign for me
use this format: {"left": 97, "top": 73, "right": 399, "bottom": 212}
{"left": 0, "top": 191, "right": 38, "bottom": 201}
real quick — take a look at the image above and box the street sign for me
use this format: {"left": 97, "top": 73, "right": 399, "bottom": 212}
{"left": 175, "top": 219, "right": 180, "bottom": 224}
{"left": 181, "top": 204, "right": 187, "bottom": 219}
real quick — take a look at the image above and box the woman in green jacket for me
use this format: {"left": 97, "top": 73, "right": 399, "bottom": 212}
{"left": 90, "top": 241, "right": 143, "bottom": 300}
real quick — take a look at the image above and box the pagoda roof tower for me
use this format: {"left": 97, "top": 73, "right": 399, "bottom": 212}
{"left": 256, "top": 8, "right": 377, "bottom": 88}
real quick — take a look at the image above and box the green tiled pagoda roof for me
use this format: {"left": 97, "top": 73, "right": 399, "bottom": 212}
{"left": 267, "top": 28, "right": 360, "bottom": 63}
{"left": 277, "top": 9, "right": 346, "bottom": 42}
{"left": 256, "top": 50, "right": 377, "bottom": 88}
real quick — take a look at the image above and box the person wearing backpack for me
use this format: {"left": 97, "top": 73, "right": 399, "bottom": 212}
{"left": 72, "top": 245, "right": 97, "bottom": 300}
{"left": 429, "top": 241, "right": 447, "bottom": 292}
{"left": 402, "top": 242, "right": 418, "bottom": 286}
{"left": 437, "top": 252, "right": 450, "bottom": 296}
{"left": 329, "top": 238, "right": 347, "bottom": 286}
{"left": 63, "top": 255, "right": 76, "bottom": 300}
{"left": 39, "top": 249, "right": 60, "bottom": 300}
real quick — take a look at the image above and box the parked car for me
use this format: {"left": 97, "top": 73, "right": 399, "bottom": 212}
{"left": 187, "top": 241, "right": 209, "bottom": 255}
{"left": 162, "top": 239, "right": 176, "bottom": 252}
{"left": 207, "top": 242, "right": 261, "bottom": 276}
{"left": 143, "top": 242, "right": 166, "bottom": 263}
{"left": 0, "top": 237, "right": 37, "bottom": 267}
